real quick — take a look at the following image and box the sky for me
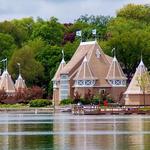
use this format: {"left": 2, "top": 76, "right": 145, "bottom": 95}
{"left": 0, "top": 0, "right": 150, "bottom": 23}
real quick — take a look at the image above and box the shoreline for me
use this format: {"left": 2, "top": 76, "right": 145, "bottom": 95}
{"left": 0, "top": 105, "right": 72, "bottom": 114}
{"left": 0, "top": 108, "right": 54, "bottom": 114}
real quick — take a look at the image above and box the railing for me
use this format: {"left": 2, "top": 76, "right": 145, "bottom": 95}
{"left": 72, "top": 105, "right": 150, "bottom": 115}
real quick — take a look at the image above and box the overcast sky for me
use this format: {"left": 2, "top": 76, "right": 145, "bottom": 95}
{"left": 0, "top": 0, "right": 150, "bottom": 23}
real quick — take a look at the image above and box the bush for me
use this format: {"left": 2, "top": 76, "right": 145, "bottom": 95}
{"left": 60, "top": 98, "right": 73, "bottom": 105}
{"left": 29, "top": 99, "right": 52, "bottom": 107}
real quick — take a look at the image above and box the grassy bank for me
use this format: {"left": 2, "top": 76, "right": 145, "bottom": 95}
{"left": 0, "top": 104, "right": 29, "bottom": 108}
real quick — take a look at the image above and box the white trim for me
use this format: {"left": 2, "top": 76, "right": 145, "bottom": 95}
{"left": 80, "top": 41, "right": 96, "bottom": 45}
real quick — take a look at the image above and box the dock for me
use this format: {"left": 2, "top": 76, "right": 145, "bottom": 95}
{"left": 72, "top": 105, "right": 150, "bottom": 115}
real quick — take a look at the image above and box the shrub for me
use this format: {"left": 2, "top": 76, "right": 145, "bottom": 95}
{"left": 0, "top": 89, "right": 7, "bottom": 102}
{"left": 60, "top": 98, "right": 73, "bottom": 105}
{"left": 29, "top": 99, "right": 52, "bottom": 107}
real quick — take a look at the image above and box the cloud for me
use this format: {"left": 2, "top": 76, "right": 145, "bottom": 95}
{"left": 0, "top": 0, "right": 149, "bottom": 22}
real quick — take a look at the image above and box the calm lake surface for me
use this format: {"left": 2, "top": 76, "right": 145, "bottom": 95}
{"left": 0, "top": 113, "right": 150, "bottom": 150}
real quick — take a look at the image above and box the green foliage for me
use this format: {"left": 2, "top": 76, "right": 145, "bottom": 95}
{"left": 0, "top": 33, "right": 16, "bottom": 61}
{"left": 8, "top": 45, "right": 44, "bottom": 86}
{"left": 0, "top": 3, "right": 150, "bottom": 98}
{"left": 60, "top": 98, "right": 73, "bottom": 105}
{"left": 32, "top": 17, "right": 64, "bottom": 45}
{"left": 117, "top": 4, "right": 150, "bottom": 23}
{"left": 101, "top": 7, "right": 150, "bottom": 80}
{"left": 29, "top": 99, "right": 52, "bottom": 107}
{"left": 0, "top": 103, "right": 27, "bottom": 108}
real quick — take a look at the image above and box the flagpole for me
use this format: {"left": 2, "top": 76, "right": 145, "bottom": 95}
{"left": 92, "top": 29, "right": 96, "bottom": 41}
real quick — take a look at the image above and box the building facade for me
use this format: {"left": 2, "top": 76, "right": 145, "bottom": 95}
{"left": 53, "top": 41, "right": 127, "bottom": 105}
{"left": 124, "top": 59, "right": 150, "bottom": 105}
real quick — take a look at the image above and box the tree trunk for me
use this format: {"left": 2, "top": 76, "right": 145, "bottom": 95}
{"left": 143, "top": 91, "right": 146, "bottom": 106}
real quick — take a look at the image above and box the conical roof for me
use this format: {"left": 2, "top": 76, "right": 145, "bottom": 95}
{"left": 74, "top": 56, "right": 97, "bottom": 80}
{"left": 125, "top": 59, "right": 149, "bottom": 94}
{"left": 52, "top": 58, "right": 66, "bottom": 81}
{"left": 106, "top": 56, "right": 127, "bottom": 80}
{"left": 0, "top": 70, "right": 15, "bottom": 93}
{"left": 15, "top": 74, "right": 26, "bottom": 90}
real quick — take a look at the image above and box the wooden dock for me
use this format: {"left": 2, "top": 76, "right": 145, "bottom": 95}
{"left": 72, "top": 105, "right": 150, "bottom": 115}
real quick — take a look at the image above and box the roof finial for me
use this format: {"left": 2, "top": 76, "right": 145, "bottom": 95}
{"left": 61, "top": 49, "right": 65, "bottom": 64}
{"left": 62, "top": 49, "right": 64, "bottom": 59}
{"left": 17, "top": 63, "right": 21, "bottom": 77}
{"left": 141, "top": 51, "right": 143, "bottom": 61}
{"left": 111, "top": 48, "right": 116, "bottom": 58}
{"left": 0, "top": 58, "right": 7, "bottom": 71}
{"left": 5, "top": 58, "right": 7, "bottom": 71}
{"left": 139, "top": 51, "right": 144, "bottom": 66}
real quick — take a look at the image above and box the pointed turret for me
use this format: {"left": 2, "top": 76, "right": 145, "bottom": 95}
{"left": 125, "top": 59, "right": 148, "bottom": 94}
{"left": 52, "top": 58, "right": 66, "bottom": 81}
{"left": 106, "top": 56, "right": 126, "bottom": 80}
{"left": 15, "top": 74, "right": 26, "bottom": 90}
{"left": 74, "top": 56, "right": 97, "bottom": 80}
{"left": 15, "top": 63, "right": 26, "bottom": 91}
{"left": 0, "top": 70, "right": 15, "bottom": 93}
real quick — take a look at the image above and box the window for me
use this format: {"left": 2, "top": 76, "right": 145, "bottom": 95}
{"left": 108, "top": 79, "right": 126, "bottom": 87}
{"left": 60, "top": 84, "right": 68, "bottom": 89}
{"left": 60, "top": 74, "right": 69, "bottom": 100}
{"left": 115, "top": 80, "right": 121, "bottom": 85}
{"left": 61, "top": 75, "right": 68, "bottom": 80}
{"left": 96, "top": 49, "right": 101, "bottom": 58}
{"left": 99, "top": 89, "right": 105, "bottom": 94}
{"left": 53, "top": 81, "right": 58, "bottom": 88}
{"left": 75, "top": 80, "right": 96, "bottom": 87}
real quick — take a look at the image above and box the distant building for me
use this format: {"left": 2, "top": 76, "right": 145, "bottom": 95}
{"left": 0, "top": 70, "right": 15, "bottom": 94}
{"left": 0, "top": 69, "right": 27, "bottom": 94}
{"left": 124, "top": 59, "right": 150, "bottom": 105}
{"left": 53, "top": 41, "right": 127, "bottom": 105}
{"left": 15, "top": 74, "right": 26, "bottom": 91}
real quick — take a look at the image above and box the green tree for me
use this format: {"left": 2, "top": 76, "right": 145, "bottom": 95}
{"left": 101, "top": 16, "right": 150, "bottom": 81}
{"left": 32, "top": 17, "right": 64, "bottom": 45}
{"left": 0, "top": 20, "right": 27, "bottom": 47}
{"left": 117, "top": 4, "right": 150, "bottom": 23}
{"left": 137, "top": 72, "right": 150, "bottom": 105}
{"left": 0, "top": 33, "right": 16, "bottom": 60}
{"left": 8, "top": 46, "right": 44, "bottom": 86}
{"left": 12, "top": 17, "right": 34, "bottom": 42}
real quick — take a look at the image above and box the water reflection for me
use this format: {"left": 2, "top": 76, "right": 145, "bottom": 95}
{"left": 0, "top": 113, "right": 150, "bottom": 150}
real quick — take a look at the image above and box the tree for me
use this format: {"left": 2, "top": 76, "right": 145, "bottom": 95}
{"left": 117, "top": 4, "right": 150, "bottom": 23}
{"left": 137, "top": 72, "right": 150, "bottom": 105}
{"left": 0, "top": 33, "right": 16, "bottom": 61}
{"left": 8, "top": 46, "right": 44, "bottom": 86}
{"left": 32, "top": 17, "right": 64, "bottom": 45}
{"left": 12, "top": 17, "right": 34, "bottom": 42}
{"left": 101, "top": 16, "right": 150, "bottom": 81}
{"left": 0, "top": 20, "right": 28, "bottom": 47}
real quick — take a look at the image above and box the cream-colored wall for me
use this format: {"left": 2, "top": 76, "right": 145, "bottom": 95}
{"left": 125, "top": 94, "right": 150, "bottom": 105}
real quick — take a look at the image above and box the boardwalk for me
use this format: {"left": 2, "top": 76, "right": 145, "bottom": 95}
{"left": 72, "top": 105, "right": 150, "bottom": 115}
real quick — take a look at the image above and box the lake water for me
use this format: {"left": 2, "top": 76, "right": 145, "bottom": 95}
{"left": 0, "top": 113, "right": 150, "bottom": 150}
